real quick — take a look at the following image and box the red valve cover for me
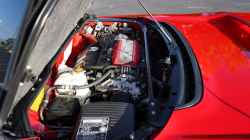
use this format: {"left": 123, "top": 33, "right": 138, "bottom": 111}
{"left": 111, "top": 39, "right": 140, "bottom": 66}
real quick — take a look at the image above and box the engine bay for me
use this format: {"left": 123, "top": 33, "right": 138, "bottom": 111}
{"left": 28, "top": 18, "right": 176, "bottom": 140}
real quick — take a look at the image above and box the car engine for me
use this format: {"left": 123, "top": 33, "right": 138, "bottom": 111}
{"left": 62, "top": 22, "right": 148, "bottom": 102}
{"left": 42, "top": 20, "right": 157, "bottom": 139}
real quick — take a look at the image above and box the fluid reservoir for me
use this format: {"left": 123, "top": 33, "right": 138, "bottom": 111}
{"left": 54, "top": 64, "right": 91, "bottom": 103}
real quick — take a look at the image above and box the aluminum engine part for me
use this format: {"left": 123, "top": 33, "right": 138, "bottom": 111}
{"left": 114, "top": 34, "right": 128, "bottom": 40}
{"left": 82, "top": 26, "right": 98, "bottom": 43}
{"left": 121, "top": 65, "right": 132, "bottom": 74}
{"left": 110, "top": 22, "right": 118, "bottom": 32}
{"left": 96, "top": 74, "right": 141, "bottom": 99}
{"left": 93, "top": 22, "right": 104, "bottom": 36}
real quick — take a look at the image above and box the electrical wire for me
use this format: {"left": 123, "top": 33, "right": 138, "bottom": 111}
{"left": 36, "top": 130, "right": 70, "bottom": 137}
{"left": 34, "top": 130, "right": 71, "bottom": 140}
{"left": 19, "top": 137, "right": 41, "bottom": 140}
{"left": 69, "top": 127, "right": 74, "bottom": 139}
{"left": 38, "top": 135, "right": 69, "bottom": 140}
{"left": 135, "top": 108, "right": 148, "bottom": 111}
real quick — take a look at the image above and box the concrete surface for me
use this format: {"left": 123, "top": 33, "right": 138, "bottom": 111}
{"left": 87, "top": 0, "right": 250, "bottom": 16}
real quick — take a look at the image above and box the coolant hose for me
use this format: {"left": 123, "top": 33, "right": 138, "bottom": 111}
{"left": 40, "top": 86, "right": 58, "bottom": 122}
{"left": 70, "top": 69, "right": 114, "bottom": 90}
{"left": 87, "top": 76, "right": 96, "bottom": 81}
{"left": 55, "top": 70, "right": 72, "bottom": 80}
{"left": 39, "top": 105, "right": 45, "bottom": 123}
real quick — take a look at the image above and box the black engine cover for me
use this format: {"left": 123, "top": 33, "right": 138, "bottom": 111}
{"left": 72, "top": 102, "right": 135, "bottom": 140}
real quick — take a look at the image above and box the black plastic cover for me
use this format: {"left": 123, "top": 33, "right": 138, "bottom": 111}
{"left": 46, "top": 97, "right": 80, "bottom": 128}
{"left": 73, "top": 102, "right": 135, "bottom": 140}
{"left": 74, "top": 42, "right": 104, "bottom": 68}
{"left": 111, "top": 91, "right": 132, "bottom": 103}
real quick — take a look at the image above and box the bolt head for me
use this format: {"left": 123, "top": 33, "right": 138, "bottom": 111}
{"left": 164, "top": 57, "right": 171, "bottom": 64}
{"left": 31, "top": 88, "right": 35, "bottom": 91}
{"left": 151, "top": 102, "right": 155, "bottom": 107}
{"left": 129, "top": 134, "right": 134, "bottom": 139}
{"left": 19, "top": 83, "right": 24, "bottom": 86}
{"left": 151, "top": 111, "right": 155, "bottom": 115}
{"left": 121, "top": 74, "right": 126, "bottom": 78}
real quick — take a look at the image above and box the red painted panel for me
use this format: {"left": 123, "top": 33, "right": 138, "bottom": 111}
{"left": 151, "top": 13, "right": 250, "bottom": 140}
{"left": 29, "top": 116, "right": 57, "bottom": 137}
{"left": 111, "top": 40, "right": 140, "bottom": 66}
{"left": 100, "top": 12, "right": 250, "bottom": 139}
{"left": 99, "top": 13, "right": 250, "bottom": 139}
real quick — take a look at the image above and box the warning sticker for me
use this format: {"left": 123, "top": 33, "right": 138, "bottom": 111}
{"left": 76, "top": 117, "right": 109, "bottom": 140}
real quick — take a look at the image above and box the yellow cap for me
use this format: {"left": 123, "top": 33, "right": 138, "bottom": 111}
{"left": 75, "top": 68, "right": 84, "bottom": 72}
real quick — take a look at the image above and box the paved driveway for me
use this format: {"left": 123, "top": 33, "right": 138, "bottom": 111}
{"left": 88, "top": 0, "right": 250, "bottom": 16}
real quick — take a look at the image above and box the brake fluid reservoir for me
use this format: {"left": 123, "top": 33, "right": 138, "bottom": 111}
{"left": 54, "top": 64, "right": 91, "bottom": 103}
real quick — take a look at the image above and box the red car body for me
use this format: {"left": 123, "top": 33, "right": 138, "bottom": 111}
{"left": 2, "top": 3, "right": 250, "bottom": 137}
{"left": 98, "top": 12, "right": 250, "bottom": 139}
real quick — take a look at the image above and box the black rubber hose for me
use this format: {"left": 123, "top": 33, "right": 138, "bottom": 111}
{"left": 55, "top": 70, "right": 72, "bottom": 80}
{"left": 45, "top": 86, "right": 58, "bottom": 102}
{"left": 83, "top": 65, "right": 116, "bottom": 70}
{"left": 103, "top": 66, "right": 119, "bottom": 73}
{"left": 135, "top": 93, "right": 149, "bottom": 103}
{"left": 39, "top": 136, "right": 68, "bottom": 140}
{"left": 39, "top": 104, "right": 46, "bottom": 123}
{"left": 83, "top": 91, "right": 115, "bottom": 104}
{"left": 72, "top": 70, "right": 114, "bottom": 90}
{"left": 40, "top": 86, "right": 60, "bottom": 122}
{"left": 36, "top": 130, "right": 70, "bottom": 136}
{"left": 87, "top": 76, "right": 96, "bottom": 81}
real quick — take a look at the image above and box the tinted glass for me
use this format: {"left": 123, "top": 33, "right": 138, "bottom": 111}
{"left": 0, "top": 0, "right": 28, "bottom": 83}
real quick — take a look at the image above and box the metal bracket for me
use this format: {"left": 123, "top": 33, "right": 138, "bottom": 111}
{"left": 20, "top": 69, "right": 37, "bottom": 85}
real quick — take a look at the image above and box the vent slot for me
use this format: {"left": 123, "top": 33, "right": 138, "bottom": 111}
{"left": 161, "top": 22, "right": 198, "bottom": 105}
